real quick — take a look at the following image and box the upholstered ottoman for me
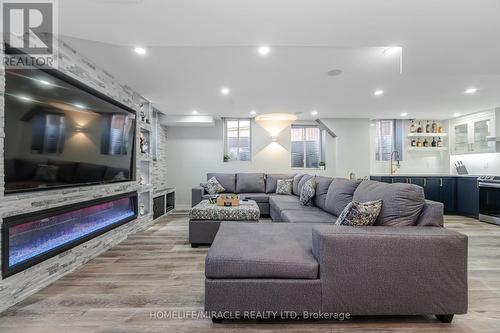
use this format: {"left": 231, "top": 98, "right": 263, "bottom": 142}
{"left": 189, "top": 200, "right": 260, "bottom": 246}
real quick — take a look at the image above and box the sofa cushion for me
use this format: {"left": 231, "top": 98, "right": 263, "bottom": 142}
{"left": 206, "top": 223, "right": 318, "bottom": 279}
{"left": 313, "top": 176, "right": 333, "bottom": 210}
{"left": 207, "top": 173, "right": 236, "bottom": 193}
{"left": 292, "top": 174, "right": 305, "bottom": 195}
{"left": 238, "top": 193, "right": 270, "bottom": 203}
{"left": 270, "top": 195, "right": 320, "bottom": 214}
{"left": 276, "top": 179, "right": 293, "bottom": 195}
{"left": 236, "top": 173, "right": 266, "bottom": 193}
{"left": 266, "top": 173, "right": 296, "bottom": 193}
{"left": 281, "top": 209, "right": 337, "bottom": 223}
{"left": 16, "top": 159, "right": 46, "bottom": 181}
{"left": 300, "top": 177, "right": 316, "bottom": 205}
{"left": 297, "top": 174, "right": 313, "bottom": 196}
{"left": 324, "top": 178, "right": 361, "bottom": 216}
{"left": 335, "top": 200, "right": 382, "bottom": 226}
{"left": 353, "top": 180, "right": 425, "bottom": 226}
{"left": 205, "top": 176, "right": 226, "bottom": 194}
{"left": 33, "top": 164, "right": 59, "bottom": 182}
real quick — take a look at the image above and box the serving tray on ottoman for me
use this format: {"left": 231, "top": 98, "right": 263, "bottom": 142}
{"left": 189, "top": 200, "right": 260, "bottom": 247}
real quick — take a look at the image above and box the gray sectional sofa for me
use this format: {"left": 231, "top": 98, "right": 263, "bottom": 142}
{"left": 192, "top": 173, "right": 443, "bottom": 226}
{"left": 193, "top": 172, "right": 468, "bottom": 323}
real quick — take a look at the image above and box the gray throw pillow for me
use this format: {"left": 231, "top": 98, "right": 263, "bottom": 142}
{"left": 276, "top": 179, "right": 293, "bottom": 195}
{"left": 299, "top": 177, "right": 316, "bottom": 205}
{"left": 205, "top": 176, "right": 225, "bottom": 195}
{"left": 335, "top": 200, "right": 382, "bottom": 226}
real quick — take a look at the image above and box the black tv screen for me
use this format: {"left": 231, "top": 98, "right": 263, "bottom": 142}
{"left": 4, "top": 68, "right": 136, "bottom": 193}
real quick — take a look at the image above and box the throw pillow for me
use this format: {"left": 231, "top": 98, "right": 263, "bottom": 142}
{"left": 335, "top": 200, "right": 382, "bottom": 226}
{"left": 299, "top": 177, "right": 316, "bottom": 205}
{"left": 276, "top": 179, "right": 293, "bottom": 195}
{"left": 33, "top": 164, "right": 60, "bottom": 182}
{"left": 205, "top": 176, "right": 225, "bottom": 195}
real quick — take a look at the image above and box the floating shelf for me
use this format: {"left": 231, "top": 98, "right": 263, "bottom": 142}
{"left": 407, "top": 133, "right": 447, "bottom": 137}
{"left": 408, "top": 147, "right": 448, "bottom": 151}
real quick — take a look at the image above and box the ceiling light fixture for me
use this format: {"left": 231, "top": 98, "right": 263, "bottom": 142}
{"left": 400, "top": 112, "right": 408, "bottom": 117}
{"left": 250, "top": 110, "right": 256, "bottom": 115}
{"left": 464, "top": 88, "right": 478, "bottom": 94}
{"left": 192, "top": 110, "right": 199, "bottom": 115}
{"left": 258, "top": 45, "right": 271, "bottom": 56}
{"left": 73, "top": 103, "right": 85, "bottom": 109}
{"left": 453, "top": 112, "right": 461, "bottom": 117}
{"left": 374, "top": 90, "right": 384, "bottom": 96}
{"left": 220, "top": 87, "right": 230, "bottom": 95}
{"left": 383, "top": 47, "right": 400, "bottom": 55}
{"left": 38, "top": 79, "right": 51, "bottom": 86}
{"left": 18, "top": 95, "right": 32, "bottom": 102}
{"left": 134, "top": 47, "right": 147, "bottom": 55}
{"left": 311, "top": 110, "right": 318, "bottom": 116}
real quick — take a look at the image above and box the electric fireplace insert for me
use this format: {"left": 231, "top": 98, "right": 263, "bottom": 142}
{"left": 1, "top": 192, "right": 137, "bottom": 278}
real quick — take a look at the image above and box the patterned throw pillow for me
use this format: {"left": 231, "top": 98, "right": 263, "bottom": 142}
{"left": 335, "top": 200, "right": 382, "bottom": 226}
{"left": 299, "top": 177, "right": 316, "bottom": 205}
{"left": 276, "top": 179, "right": 293, "bottom": 195}
{"left": 205, "top": 176, "right": 225, "bottom": 195}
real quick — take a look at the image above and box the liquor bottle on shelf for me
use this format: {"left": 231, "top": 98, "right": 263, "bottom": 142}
{"left": 432, "top": 120, "right": 437, "bottom": 133}
{"left": 425, "top": 120, "right": 431, "bottom": 133}
{"left": 417, "top": 122, "right": 423, "bottom": 133}
{"left": 431, "top": 137, "right": 437, "bottom": 147}
{"left": 416, "top": 138, "right": 423, "bottom": 147}
{"left": 411, "top": 138, "right": 417, "bottom": 147}
{"left": 423, "top": 138, "right": 429, "bottom": 147}
{"left": 437, "top": 137, "right": 443, "bottom": 147}
{"left": 410, "top": 120, "right": 416, "bottom": 133}
{"left": 438, "top": 124, "right": 444, "bottom": 133}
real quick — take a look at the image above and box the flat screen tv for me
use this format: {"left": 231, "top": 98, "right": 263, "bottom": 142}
{"left": 4, "top": 68, "right": 136, "bottom": 193}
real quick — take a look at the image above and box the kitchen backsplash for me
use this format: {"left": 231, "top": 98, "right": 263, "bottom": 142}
{"left": 450, "top": 153, "right": 500, "bottom": 176}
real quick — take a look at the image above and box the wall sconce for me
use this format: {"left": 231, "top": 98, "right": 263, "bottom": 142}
{"left": 271, "top": 135, "right": 278, "bottom": 142}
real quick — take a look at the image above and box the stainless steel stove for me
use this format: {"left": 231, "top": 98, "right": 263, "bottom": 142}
{"left": 478, "top": 176, "right": 500, "bottom": 225}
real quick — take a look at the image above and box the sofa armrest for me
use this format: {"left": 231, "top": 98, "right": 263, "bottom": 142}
{"left": 417, "top": 200, "right": 444, "bottom": 226}
{"left": 192, "top": 186, "right": 205, "bottom": 207}
{"left": 312, "top": 225, "right": 467, "bottom": 316}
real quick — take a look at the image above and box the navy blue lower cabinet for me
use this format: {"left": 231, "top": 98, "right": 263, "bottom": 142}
{"left": 392, "top": 177, "right": 409, "bottom": 184}
{"left": 423, "top": 178, "right": 441, "bottom": 202}
{"left": 456, "top": 177, "right": 479, "bottom": 217}
{"left": 440, "top": 177, "right": 457, "bottom": 214}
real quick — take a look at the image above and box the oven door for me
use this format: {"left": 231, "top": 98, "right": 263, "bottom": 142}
{"left": 479, "top": 182, "right": 500, "bottom": 225}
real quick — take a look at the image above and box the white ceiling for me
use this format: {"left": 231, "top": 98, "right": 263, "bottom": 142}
{"left": 58, "top": 0, "right": 500, "bottom": 119}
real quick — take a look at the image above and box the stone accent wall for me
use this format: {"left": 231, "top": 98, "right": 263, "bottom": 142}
{"left": 152, "top": 124, "right": 169, "bottom": 194}
{"left": 0, "top": 39, "right": 158, "bottom": 312}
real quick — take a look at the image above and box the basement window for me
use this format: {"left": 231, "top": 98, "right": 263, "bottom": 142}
{"left": 223, "top": 118, "right": 252, "bottom": 161}
{"left": 291, "top": 125, "right": 325, "bottom": 168}
{"left": 375, "top": 119, "right": 404, "bottom": 161}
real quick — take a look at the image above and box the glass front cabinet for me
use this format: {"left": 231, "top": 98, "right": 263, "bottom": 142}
{"left": 450, "top": 110, "right": 498, "bottom": 155}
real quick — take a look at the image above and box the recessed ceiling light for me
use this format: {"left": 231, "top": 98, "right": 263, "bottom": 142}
{"left": 374, "top": 90, "right": 384, "bottom": 96}
{"left": 192, "top": 110, "right": 198, "bottom": 115}
{"left": 74, "top": 103, "right": 85, "bottom": 109}
{"left": 453, "top": 112, "right": 461, "bottom": 117}
{"left": 327, "top": 69, "right": 343, "bottom": 77}
{"left": 311, "top": 110, "right": 318, "bottom": 116}
{"left": 258, "top": 45, "right": 271, "bottom": 56}
{"left": 464, "top": 88, "right": 478, "bottom": 94}
{"left": 400, "top": 112, "right": 408, "bottom": 117}
{"left": 134, "top": 47, "right": 147, "bottom": 55}
{"left": 250, "top": 110, "right": 256, "bottom": 115}
{"left": 38, "top": 79, "right": 51, "bottom": 86}
{"left": 220, "top": 87, "right": 230, "bottom": 95}
{"left": 383, "top": 47, "right": 400, "bottom": 55}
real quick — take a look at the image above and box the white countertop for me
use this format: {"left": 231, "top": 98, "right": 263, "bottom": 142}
{"left": 370, "top": 174, "right": 482, "bottom": 177}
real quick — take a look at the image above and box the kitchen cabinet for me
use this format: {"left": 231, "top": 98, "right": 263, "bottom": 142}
{"left": 456, "top": 177, "right": 479, "bottom": 217}
{"left": 450, "top": 110, "right": 498, "bottom": 155}
{"left": 441, "top": 177, "right": 457, "bottom": 214}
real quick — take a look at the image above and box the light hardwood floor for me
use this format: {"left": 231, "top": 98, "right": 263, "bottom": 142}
{"left": 0, "top": 214, "right": 499, "bottom": 333}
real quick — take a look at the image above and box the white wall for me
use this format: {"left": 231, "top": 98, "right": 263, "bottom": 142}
{"left": 370, "top": 119, "right": 451, "bottom": 175}
{"left": 166, "top": 118, "right": 371, "bottom": 209}
{"left": 450, "top": 153, "right": 500, "bottom": 176}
